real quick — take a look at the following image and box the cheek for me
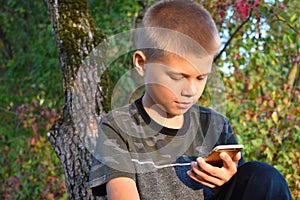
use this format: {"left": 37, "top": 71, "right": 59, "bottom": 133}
{"left": 195, "top": 82, "right": 206, "bottom": 96}
{"left": 197, "top": 88, "right": 204, "bottom": 97}
{"left": 148, "top": 83, "right": 178, "bottom": 97}
{"left": 146, "top": 76, "right": 183, "bottom": 95}
{"left": 157, "top": 79, "right": 185, "bottom": 96}
{"left": 169, "top": 82, "right": 184, "bottom": 95}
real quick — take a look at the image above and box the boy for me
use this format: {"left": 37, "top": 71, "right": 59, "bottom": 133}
{"left": 89, "top": 0, "right": 292, "bottom": 199}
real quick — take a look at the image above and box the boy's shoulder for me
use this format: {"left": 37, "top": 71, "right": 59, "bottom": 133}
{"left": 191, "top": 104, "right": 227, "bottom": 120}
{"left": 101, "top": 100, "right": 141, "bottom": 125}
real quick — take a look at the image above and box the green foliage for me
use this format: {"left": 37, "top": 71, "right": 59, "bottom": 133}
{"left": 226, "top": 74, "right": 300, "bottom": 197}
{"left": 89, "top": 0, "right": 149, "bottom": 35}
{"left": 0, "top": 136, "right": 67, "bottom": 199}
{"left": 0, "top": 0, "right": 65, "bottom": 199}
{"left": 0, "top": 0, "right": 63, "bottom": 109}
{"left": 0, "top": 98, "right": 66, "bottom": 199}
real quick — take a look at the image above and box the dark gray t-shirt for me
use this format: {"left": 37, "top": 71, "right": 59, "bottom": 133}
{"left": 89, "top": 97, "right": 244, "bottom": 199}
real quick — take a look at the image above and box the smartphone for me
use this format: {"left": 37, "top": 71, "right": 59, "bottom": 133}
{"left": 204, "top": 144, "right": 244, "bottom": 167}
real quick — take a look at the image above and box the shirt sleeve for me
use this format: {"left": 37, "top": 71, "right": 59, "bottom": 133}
{"left": 88, "top": 119, "right": 136, "bottom": 196}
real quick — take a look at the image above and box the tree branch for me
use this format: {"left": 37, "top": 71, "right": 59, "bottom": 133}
{"left": 274, "top": 15, "right": 299, "bottom": 35}
{"left": 214, "top": 7, "right": 253, "bottom": 63}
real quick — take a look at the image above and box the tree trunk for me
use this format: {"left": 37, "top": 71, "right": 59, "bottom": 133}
{"left": 43, "top": 0, "right": 106, "bottom": 199}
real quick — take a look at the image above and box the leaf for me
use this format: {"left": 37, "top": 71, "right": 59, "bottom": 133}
{"left": 271, "top": 111, "right": 279, "bottom": 124}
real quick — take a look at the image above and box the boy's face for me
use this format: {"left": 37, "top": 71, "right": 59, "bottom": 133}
{"left": 134, "top": 52, "right": 213, "bottom": 118}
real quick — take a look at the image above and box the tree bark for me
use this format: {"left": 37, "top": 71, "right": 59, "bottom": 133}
{"left": 43, "top": 0, "right": 106, "bottom": 199}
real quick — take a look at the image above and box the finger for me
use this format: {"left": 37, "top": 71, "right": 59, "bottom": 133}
{"left": 232, "top": 152, "right": 241, "bottom": 162}
{"left": 220, "top": 152, "right": 236, "bottom": 170}
{"left": 187, "top": 170, "right": 216, "bottom": 188}
{"left": 191, "top": 161, "right": 224, "bottom": 186}
{"left": 196, "top": 158, "right": 221, "bottom": 177}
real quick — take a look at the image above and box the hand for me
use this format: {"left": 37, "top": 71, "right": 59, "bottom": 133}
{"left": 187, "top": 152, "right": 241, "bottom": 188}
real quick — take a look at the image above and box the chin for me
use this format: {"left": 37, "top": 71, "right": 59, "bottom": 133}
{"left": 166, "top": 109, "right": 187, "bottom": 117}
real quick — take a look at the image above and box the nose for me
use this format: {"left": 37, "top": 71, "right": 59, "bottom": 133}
{"left": 181, "top": 79, "right": 197, "bottom": 97}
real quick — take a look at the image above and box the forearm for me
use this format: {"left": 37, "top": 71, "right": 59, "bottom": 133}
{"left": 106, "top": 177, "right": 140, "bottom": 200}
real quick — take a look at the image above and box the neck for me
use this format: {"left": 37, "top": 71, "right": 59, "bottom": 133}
{"left": 142, "top": 96, "right": 184, "bottom": 129}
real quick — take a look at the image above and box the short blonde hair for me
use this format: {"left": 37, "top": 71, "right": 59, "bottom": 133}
{"left": 137, "top": 0, "right": 220, "bottom": 61}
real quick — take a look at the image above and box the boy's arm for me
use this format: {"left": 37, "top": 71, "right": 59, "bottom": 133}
{"left": 106, "top": 177, "right": 140, "bottom": 200}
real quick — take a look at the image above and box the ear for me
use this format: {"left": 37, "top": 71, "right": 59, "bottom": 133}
{"left": 133, "top": 51, "right": 146, "bottom": 76}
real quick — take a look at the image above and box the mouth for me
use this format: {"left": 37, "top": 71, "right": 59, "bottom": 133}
{"left": 175, "top": 101, "right": 192, "bottom": 109}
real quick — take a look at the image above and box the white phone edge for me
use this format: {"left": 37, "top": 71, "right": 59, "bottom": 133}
{"left": 211, "top": 144, "right": 244, "bottom": 152}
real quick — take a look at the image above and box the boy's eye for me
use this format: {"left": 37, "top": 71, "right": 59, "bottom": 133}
{"left": 197, "top": 76, "right": 206, "bottom": 81}
{"left": 170, "top": 75, "right": 184, "bottom": 80}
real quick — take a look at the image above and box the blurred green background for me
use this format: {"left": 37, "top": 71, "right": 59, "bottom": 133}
{"left": 0, "top": 0, "right": 299, "bottom": 199}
